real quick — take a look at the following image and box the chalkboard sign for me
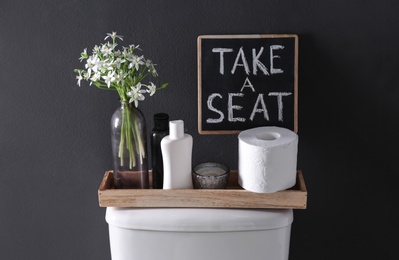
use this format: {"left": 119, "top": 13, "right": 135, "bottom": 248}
{"left": 198, "top": 34, "right": 298, "bottom": 134}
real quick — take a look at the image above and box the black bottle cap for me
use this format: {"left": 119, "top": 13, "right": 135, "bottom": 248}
{"left": 153, "top": 113, "right": 169, "bottom": 131}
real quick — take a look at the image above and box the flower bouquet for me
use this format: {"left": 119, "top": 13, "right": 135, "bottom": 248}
{"left": 75, "top": 32, "right": 168, "bottom": 188}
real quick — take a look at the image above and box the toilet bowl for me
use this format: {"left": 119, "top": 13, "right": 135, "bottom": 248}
{"left": 106, "top": 207, "right": 293, "bottom": 260}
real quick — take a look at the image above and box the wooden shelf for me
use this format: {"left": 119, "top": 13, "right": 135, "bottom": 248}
{"left": 98, "top": 170, "right": 307, "bottom": 209}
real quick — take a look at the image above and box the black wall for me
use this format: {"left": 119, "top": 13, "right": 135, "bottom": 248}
{"left": 1, "top": 1, "right": 398, "bottom": 259}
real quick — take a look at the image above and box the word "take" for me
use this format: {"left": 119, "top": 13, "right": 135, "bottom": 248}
{"left": 212, "top": 45, "right": 284, "bottom": 75}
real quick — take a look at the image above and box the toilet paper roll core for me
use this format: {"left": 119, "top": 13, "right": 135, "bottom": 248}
{"left": 238, "top": 126, "right": 298, "bottom": 193}
{"left": 256, "top": 132, "right": 281, "bottom": 141}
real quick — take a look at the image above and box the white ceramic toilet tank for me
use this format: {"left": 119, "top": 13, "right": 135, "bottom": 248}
{"left": 106, "top": 207, "right": 293, "bottom": 260}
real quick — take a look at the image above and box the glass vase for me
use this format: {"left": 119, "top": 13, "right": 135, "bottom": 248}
{"left": 111, "top": 101, "right": 149, "bottom": 189}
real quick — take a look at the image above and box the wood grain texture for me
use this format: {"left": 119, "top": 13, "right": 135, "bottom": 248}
{"left": 99, "top": 170, "right": 307, "bottom": 209}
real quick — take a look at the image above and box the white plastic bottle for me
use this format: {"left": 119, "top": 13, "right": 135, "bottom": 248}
{"left": 161, "top": 120, "right": 193, "bottom": 189}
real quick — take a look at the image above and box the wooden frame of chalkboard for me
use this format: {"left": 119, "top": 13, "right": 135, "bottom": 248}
{"left": 198, "top": 34, "right": 298, "bottom": 134}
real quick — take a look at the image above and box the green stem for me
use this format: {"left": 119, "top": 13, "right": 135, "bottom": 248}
{"left": 125, "top": 106, "right": 136, "bottom": 168}
{"left": 118, "top": 102, "right": 146, "bottom": 169}
{"left": 118, "top": 107, "right": 125, "bottom": 166}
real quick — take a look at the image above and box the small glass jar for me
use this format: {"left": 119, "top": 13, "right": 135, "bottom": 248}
{"left": 192, "top": 162, "right": 230, "bottom": 189}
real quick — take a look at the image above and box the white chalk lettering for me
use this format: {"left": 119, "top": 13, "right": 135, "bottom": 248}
{"left": 206, "top": 91, "right": 291, "bottom": 124}
{"left": 252, "top": 47, "right": 269, "bottom": 75}
{"left": 240, "top": 77, "right": 255, "bottom": 92}
{"left": 212, "top": 48, "right": 233, "bottom": 75}
{"left": 212, "top": 45, "right": 286, "bottom": 75}
{"left": 228, "top": 93, "right": 245, "bottom": 122}
{"left": 250, "top": 94, "right": 269, "bottom": 121}
{"left": 270, "top": 45, "right": 284, "bottom": 74}
{"left": 231, "top": 47, "right": 250, "bottom": 75}
{"left": 206, "top": 93, "right": 225, "bottom": 123}
{"left": 268, "top": 92, "right": 292, "bottom": 121}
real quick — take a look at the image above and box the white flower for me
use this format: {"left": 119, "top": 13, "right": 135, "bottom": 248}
{"left": 122, "top": 47, "right": 131, "bottom": 58}
{"left": 127, "top": 55, "right": 145, "bottom": 71}
{"left": 151, "top": 67, "right": 157, "bottom": 76}
{"left": 102, "top": 71, "right": 116, "bottom": 88}
{"left": 145, "top": 59, "right": 154, "bottom": 67}
{"left": 90, "top": 72, "right": 101, "bottom": 83}
{"left": 115, "top": 71, "right": 127, "bottom": 85}
{"left": 75, "top": 32, "right": 166, "bottom": 102}
{"left": 146, "top": 82, "right": 156, "bottom": 96}
{"left": 114, "top": 50, "right": 122, "bottom": 58}
{"left": 79, "top": 48, "right": 88, "bottom": 62}
{"left": 112, "top": 57, "right": 126, "bottom": 69}
{"left": 101, "top": 43, "right": 115, "bottom": 56}
{"left": 145, "top": 61, "right": 157, "bottom": 76}
{"left": 127, "top": 83, "right": 146, "bottom": 107}
{"left": 85, "top": 56, "right": 96, "bottom": 78}
{"left": 93, "top": 45, "right": 101, "bottom": 53}
{"left": 104, "top": 32, "right": 123, "bottom": 41}
{"left": 76, "top": 71, "right": 83, "bottom": 86}
{"left": 129, "top": 44, "right": 141, "bottom": 51}
{"left": 94, "top": 57, "right": 106, "bottom": 72}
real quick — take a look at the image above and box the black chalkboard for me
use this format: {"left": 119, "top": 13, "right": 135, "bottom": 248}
{"left": 198, "top": 34, "right": 298, "bottom": 134}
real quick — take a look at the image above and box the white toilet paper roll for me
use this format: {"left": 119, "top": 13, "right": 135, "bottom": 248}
{"left": 238, "top": 126, "right": 298, "bottom": 193}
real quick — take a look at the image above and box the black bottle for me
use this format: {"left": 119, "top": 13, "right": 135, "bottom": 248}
{"left": 151, "top": 113, "right": 169, "bottom": 189}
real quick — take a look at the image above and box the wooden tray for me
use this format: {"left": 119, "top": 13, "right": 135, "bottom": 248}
{"left": 98, "top": 170, "right": 307, "bottom": 209}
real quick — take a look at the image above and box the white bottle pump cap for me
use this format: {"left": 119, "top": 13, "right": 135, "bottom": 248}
{"left": 169, "top": 120, "right": 184, "bottom": 139}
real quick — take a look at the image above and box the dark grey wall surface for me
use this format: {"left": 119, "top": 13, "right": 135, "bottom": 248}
{"left": 1, "top": 0, "right": 398, "bottom": 259}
